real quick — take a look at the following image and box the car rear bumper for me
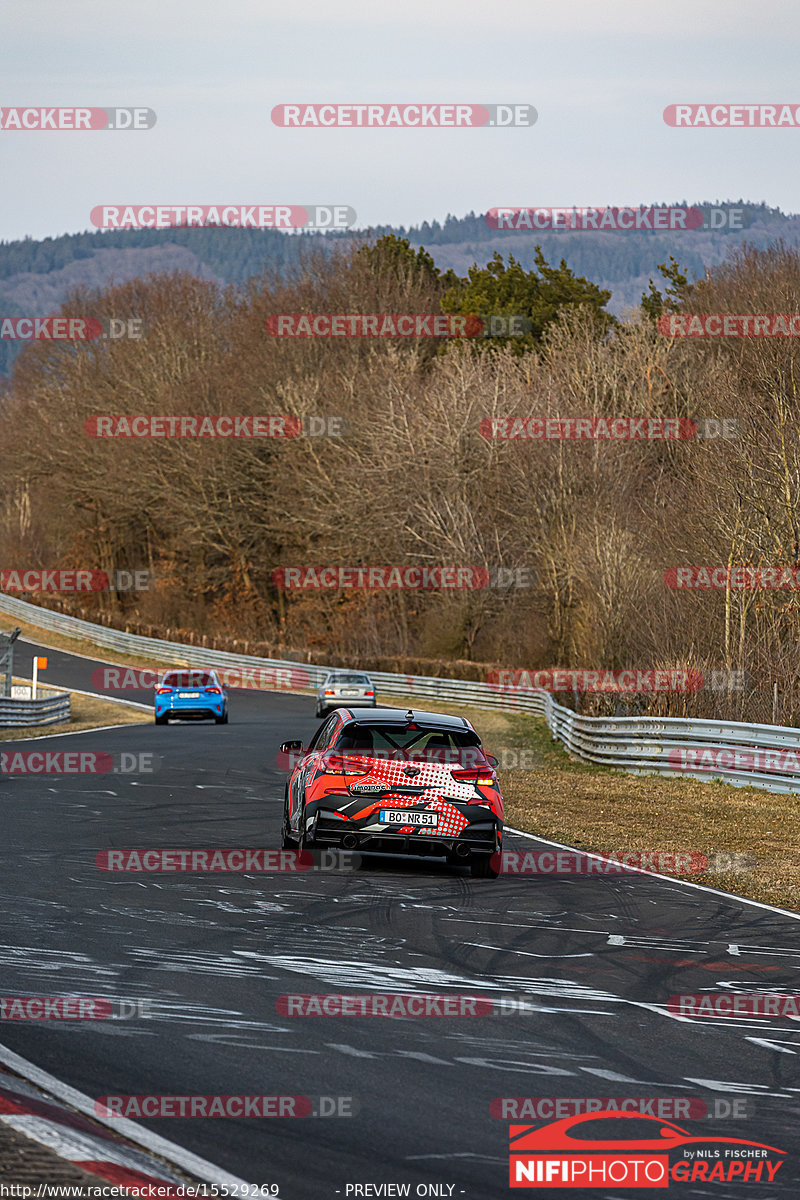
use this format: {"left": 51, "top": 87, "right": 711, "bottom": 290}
{"left": 310, "top": 813, "right": 501, "bottom": 859}
{"left": 319, "top": 697, "right": 376, "bottom": 708}
{"left": 155, "top": 702, "right": 226, "bottom": 720}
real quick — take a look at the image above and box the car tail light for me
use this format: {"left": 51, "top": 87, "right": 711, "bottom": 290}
{"left": 451, "top": 767, "right": 495, "bottom": 785}
{"left": 319, "top": 753, "right": 368, "bottom": 776}
{"left": 205, "top": 686, "right": 222, "bottom": 694}
{"left": 156, "top": 688, "right": 173, "bottom": 695}
{"left": 364, "top": 691, "right": 374, "bottom": 697}
{"left": 324, "top": 689, "right": 335, "bottom": 695}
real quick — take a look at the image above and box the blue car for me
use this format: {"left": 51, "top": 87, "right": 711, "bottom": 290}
{"left": 154, "top": 669, "right": 229, "bottom": 725}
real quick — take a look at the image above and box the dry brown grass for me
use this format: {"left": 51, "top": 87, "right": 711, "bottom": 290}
{"left": 386, "top": 694, "right": 800, "bottom": 913}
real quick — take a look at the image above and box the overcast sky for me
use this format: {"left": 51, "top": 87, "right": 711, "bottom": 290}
{"left": 1, "top": 0, "right": 798, "bottom": 243}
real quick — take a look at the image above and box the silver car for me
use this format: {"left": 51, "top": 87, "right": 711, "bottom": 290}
{"left": 315, "top": 671, "right": 376, "bottom": 718}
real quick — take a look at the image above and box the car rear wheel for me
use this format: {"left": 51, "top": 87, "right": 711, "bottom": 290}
{"left": 215, "top": 711, "right": 228, "bottom": 724}
{"left": 315, "top": 705, "right": 326, "bottom": 719}
{"left": 154, "top": 714, "right": 168, "bottom": 725}
{"left": 281, "top": 793, "right": 298, "bottom": 848}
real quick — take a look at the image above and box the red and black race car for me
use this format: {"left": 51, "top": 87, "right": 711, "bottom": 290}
{"left": 279, "top": 707, "right": 503, "bottom": 876}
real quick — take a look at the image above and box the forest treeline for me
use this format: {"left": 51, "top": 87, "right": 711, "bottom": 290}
{"left": 1, "top": 236, "right": 800, "bottom": 724}
{"left": 0, "top": 202, "right": 796, "bottom": 378}
{"left": 0, "top": 200, "right": 784, "bottom": 281}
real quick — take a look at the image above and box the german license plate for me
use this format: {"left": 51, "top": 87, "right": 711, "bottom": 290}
{"left": 342, "top": 689, "right": 360, "bottom": 696}
{"left": 179, "top": 692, "right": 200, "bottom": 698}
{"left": 379, "top": 810, "right": 438, "bottom": 827}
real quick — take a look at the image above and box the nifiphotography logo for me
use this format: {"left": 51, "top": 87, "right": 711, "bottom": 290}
{"left": 508, "top": 1110, "right": 785, "bottom": 1188}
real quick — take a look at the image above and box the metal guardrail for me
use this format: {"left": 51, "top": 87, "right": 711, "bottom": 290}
{"left": 0, "top": 627, "right": 21, "bottom": 696}
{"left": 0, "top": 591, "right": 797, "bottom": 793}
{"left": 0, "top": 690, "right": 70, "bottom": 728}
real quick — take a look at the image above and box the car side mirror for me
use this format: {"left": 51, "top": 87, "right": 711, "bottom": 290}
{"left": 280, "top": 740, "right": 304, "bottom": 754}
{"left": 486, "top": 754, "right": 499, "bottom": 768}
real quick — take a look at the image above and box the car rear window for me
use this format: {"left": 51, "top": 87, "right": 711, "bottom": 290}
{"left": 329, "top": 675, "right": 370, "bottom": 684}
{"left": 335, "top": 725, "right": 480, "bottom": 753}
{"left": 161, "top": 671, "right": 217, "bottom": 688}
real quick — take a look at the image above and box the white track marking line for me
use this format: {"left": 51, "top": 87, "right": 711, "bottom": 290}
{"left": 53, "top": 685, "right": 152, "bottom": 711}
{"left": 504, "top": 826, "right": 800, "bottom": 923}
{"left": 2, "top": 722, "right": 150, "bottom": 743}
{"left": 745, "top": 1038, "right": 797, "bottom": 1054}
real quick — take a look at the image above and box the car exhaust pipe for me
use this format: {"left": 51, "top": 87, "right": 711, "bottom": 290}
{"left": 454, "top": 842, "right": 471, "bottom": 858}
{"left": 342, "top": 833, "right": 358, "bottom": 850}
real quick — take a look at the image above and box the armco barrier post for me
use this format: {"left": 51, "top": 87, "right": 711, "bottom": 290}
{"left": 0, "top": 627, "right": 21, "bottom": 696}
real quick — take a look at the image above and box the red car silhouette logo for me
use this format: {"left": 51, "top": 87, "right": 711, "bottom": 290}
{"left": 509, "top": 1110, "right": 786, "bottom": 1188}
{"left": 510, "top": 1110, "right": 785, "bottom": 1154}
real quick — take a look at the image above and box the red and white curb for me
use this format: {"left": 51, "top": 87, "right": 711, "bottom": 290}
{"left": 0, "top": 1046, "right": 251, "bottom": 1193}
{"left": 0, "top": 1069, "right": 181, "bottom": 1190}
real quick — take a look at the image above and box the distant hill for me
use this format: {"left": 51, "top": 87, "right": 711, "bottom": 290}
{"left": 1, "top": 202, "right": 797, "bottom": 374}
{"left": 0, "top": 226, "right": 332, "bottom": 375}
{"left": 394, "top": 202, "right": 798, "bottom": 315}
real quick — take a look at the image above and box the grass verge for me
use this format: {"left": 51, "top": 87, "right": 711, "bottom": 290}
{"left": 387, "top": 695, "right": 800, "bottom": 914}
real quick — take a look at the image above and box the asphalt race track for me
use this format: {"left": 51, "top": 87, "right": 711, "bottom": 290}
{"left": 2, "top": 637, "right": 799, "bottom": 1197}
